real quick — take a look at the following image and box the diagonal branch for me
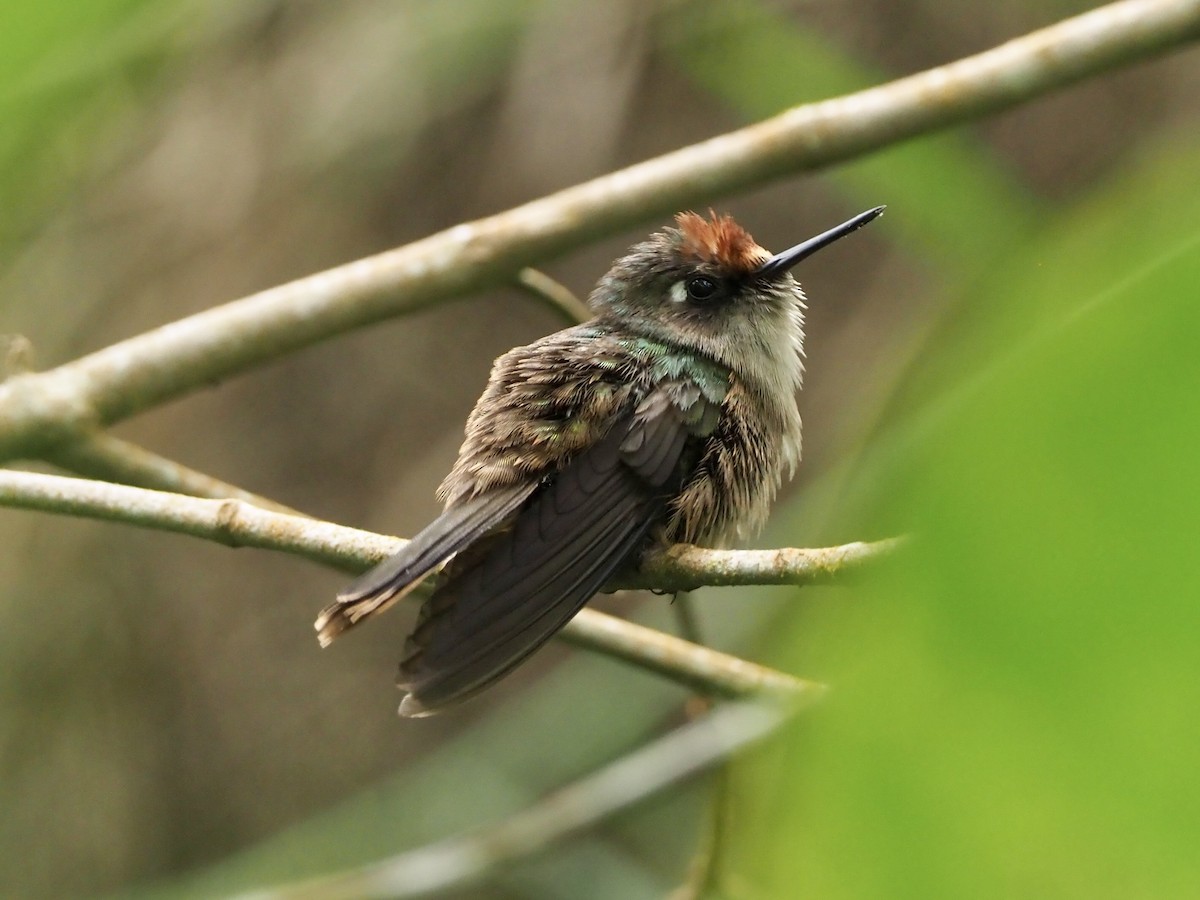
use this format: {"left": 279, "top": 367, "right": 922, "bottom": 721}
{"left": 0, "top": 0, "right": 1195, "bottom": 458}
{"left": 235, "top": 701, "right": 794, "bottom": 900}
{"left": 515, "top": 268, "right": 592, "bottom": 324}
{"left": 2, "top": 335, "right": 302, "bottom": 512}
{"left": 41, "top": 431, "right": 303, "bottom": 515}
{"left": 557, "top": 608, "right": 819, "bottom": 701}
{"left": 0, "top": 470, "right": 897, "bottom": 591}
{"left": 0, "top": 469, "right": 892, "bottom": 699}
{"left": 0, "top": 469, "right": 391, "bottom": 571}
{"left": 631, "top": 538, "right": 905, "bottom": 593}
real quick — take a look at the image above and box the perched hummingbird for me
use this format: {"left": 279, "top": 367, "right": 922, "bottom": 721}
{"left": 317, "top": 206, "right": 884, "bottom": 717}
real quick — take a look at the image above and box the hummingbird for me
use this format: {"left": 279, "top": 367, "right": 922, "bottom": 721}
{"left": 316, "top": 205, "right": 884, "bottom": 717}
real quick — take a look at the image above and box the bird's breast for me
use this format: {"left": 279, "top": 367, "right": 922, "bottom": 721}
{"left": 665, "top": 376, "right": 800, "bottom": 547}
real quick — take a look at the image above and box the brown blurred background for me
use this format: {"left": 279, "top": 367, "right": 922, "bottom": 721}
{"left": 1, "top": 1, "right": 1196, "bottom": 896}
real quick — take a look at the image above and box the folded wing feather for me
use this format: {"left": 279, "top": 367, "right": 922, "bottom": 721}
{"left": 398, "top": 390, "right": 699, "bottom": 716}
{"left": 314, "top": 481, "right": 538, "bottom": 646}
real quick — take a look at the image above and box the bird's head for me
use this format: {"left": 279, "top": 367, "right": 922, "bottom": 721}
{"left": 588, "top": 207, "right": 883, "bottom": 392}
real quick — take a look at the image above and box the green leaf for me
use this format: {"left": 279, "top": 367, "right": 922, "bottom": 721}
{"left": 726, "top": 134, "right": 1200, "bottom": 898}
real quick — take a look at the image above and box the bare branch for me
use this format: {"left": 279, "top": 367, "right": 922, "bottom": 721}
{"left": 40, "top": 431, "right": 303, "bottom": 515}
{"left": 0, "top": 469, "right": 886, "bottom": 698}
{"left": 0, "top": 469, "right": 385, "bottom": 573}
{"left": 515, "top": 268, "right": 592, "bottom": 324}
{"left": 0, "top": 470, "right": 899, "bottom": 588}
{"left": 630, "top": 538, "right": 906, "bottom": 592}
{"left": 0, "top": 0, "right": 1195, "bottom": 457}
{"left": 557, "top": 607, "right": 823, "bottom": 702}
{"left": 0, "top": 334, "right": 35, "bottom": 377}
{"left": 235, "top": 701, "right": 793, "bottom": 900}
{"left": 2, "top": 337, "right": 301, "bottom": 513}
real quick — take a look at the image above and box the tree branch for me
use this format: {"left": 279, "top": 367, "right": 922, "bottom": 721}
{"left": 0, "top": 469, "right": 388, "bottom": 571}
{"left": 558, "top": 607, "right": 821, "bottom": 702}
{"left": 0, "top": 469, "right": 890, "bottom": 699}
{"left": 631, "top": 538, "right": 905, "bottom": 592}
{"left": 0, "top": 470, "right": 896, "bottom": 591}
{"left": 0, "top": 0, "right": 1194, "bottom": 458}
{"left": 40, "top": 431, "right": 303, "bottom": 515}
{"left": 235, "top": 701, "right": 793, "bottom": 900}
{"left": 515, "top": 268, "right": 592, "bottom": 324}
{"left": 2, "top": 335, "right": 302, "bottom": 513}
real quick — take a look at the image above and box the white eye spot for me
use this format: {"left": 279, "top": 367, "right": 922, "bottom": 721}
{"left": 670, "top": 281, "right": 688, "bottom": 304}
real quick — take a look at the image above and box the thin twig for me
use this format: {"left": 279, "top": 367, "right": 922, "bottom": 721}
{"left": 0, "top": 468, "right": 383, "bottom": 572}
{"left": 40, "top": 431, "right": 303, "bottom": 515}
{"left": 558, "top": 606, "right": 822, "bottom": 702}
{"left": 629, "top": 538, "right": 905, "bottom": 592}
{"left": 0, "top": 0, "right": 1194, "bottom": 458}
{"left": 0, "top": 470, "right": 899, "bottom": 589}
{"left": 236, "top": 701, "right": 793, "bottom": 900}
{"left": 671, "top": 764, "right": 734, "bottom": 900}
{"left": 0, "top": 469, "right": 883, "bottom": 698}
{"left": 0, "top": 334, "right": 35, "bottom": 377}
{"left": 515, "top": 268, "right": 593, "bottom": 324}
{"left": 673, "top": 592, "right": 705, "bottom": 649}
{"left": 666, "top": 588, "right": 730, "bottom": 900}
{"left": 671, "top": 592, "right": 720, "bottom": 716}
{"left": 1, "top": 336, "right": 301, "bottom": 514}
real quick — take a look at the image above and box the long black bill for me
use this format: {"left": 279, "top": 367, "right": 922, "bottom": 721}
{"left": 755, "top": 205, "right": 886, "bottom": 279}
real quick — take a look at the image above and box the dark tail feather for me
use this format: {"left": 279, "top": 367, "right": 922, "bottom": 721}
{"left": 397, "top": 495, "right": 657, "bottom": 716}
{"left": 396, "top": 430, "right": 665, "bottom": 716}
{"left": 315, "top": 482, "right": 536, "bottom": 646}
{"left": 393, "top": 389, "right": 698, "bottom": 716}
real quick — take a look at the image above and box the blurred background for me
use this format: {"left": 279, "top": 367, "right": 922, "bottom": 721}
{"left": 1, "top": 1, "right": 1198, "bottom": 897}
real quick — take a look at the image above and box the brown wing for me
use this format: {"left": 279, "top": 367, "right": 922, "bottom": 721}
{"left": 318, "top": 327, "right": 627, "bottom": 646}
{"left": 436, "top": 325, "right": 634, "bottom": 505}
{"left": 314, "top": 482, "right": 537, "bottom": 645}
{"left": 397, "top": 387, "right": 701, "bottom": 717}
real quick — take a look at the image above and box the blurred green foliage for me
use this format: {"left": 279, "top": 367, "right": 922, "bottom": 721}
{"left": 727, "top": 128, "right": 1200, "bottom": 900}
{"left": 0, "top": 0, "right": 189, "bottom": 246}
{"left": 671, "top": 6, "right": 1200, "bottom": 896}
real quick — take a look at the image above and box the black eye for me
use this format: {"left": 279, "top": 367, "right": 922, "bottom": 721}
{"left": 685, "top": 275, "right": 719, "bottom": 303}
